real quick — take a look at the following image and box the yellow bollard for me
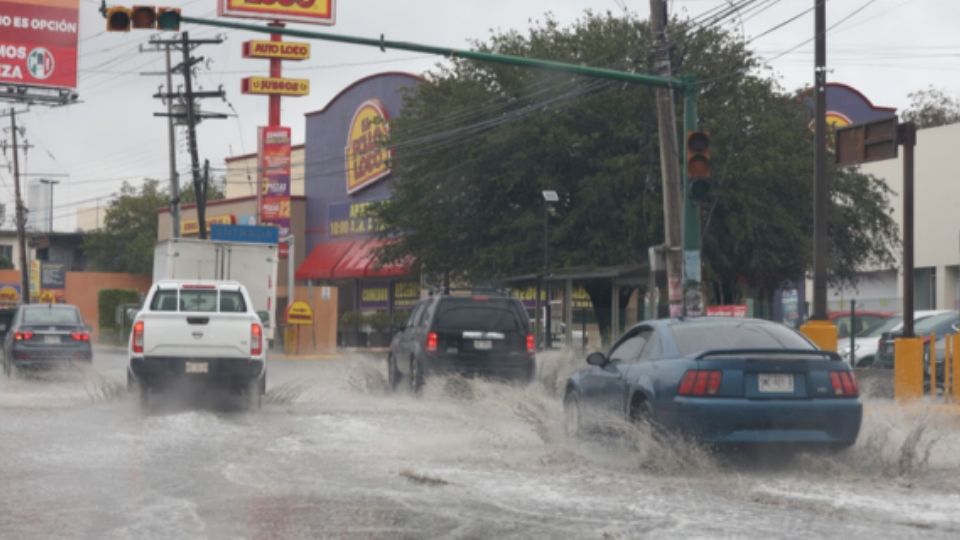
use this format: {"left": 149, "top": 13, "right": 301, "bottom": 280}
{"left": 928, "top": 332, "right": 937, "bottom": 396}
{"left": 894, "top": 337, "right": 924, "bottom": 401}
{"left": 952, "top": 334, "right": 960, "bottom": 402}
{"left": 800, "top": 319, "right": 838, "bottom": 352}
{"left": 945, "top": 334, "right": 953, "bottom": 401}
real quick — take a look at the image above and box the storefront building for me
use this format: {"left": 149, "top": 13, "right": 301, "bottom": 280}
{"left": 295, "top": 72, "right": 424, "bottom": 345}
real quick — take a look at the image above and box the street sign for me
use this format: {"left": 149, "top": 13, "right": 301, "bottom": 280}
{"left": 243, "top": 40, "right": 310, "bottom": 61}
{"left": 241, "top": 76, "right": 309, "bottom": 96}
{"left": 285, "top": 300, "right": 313, "bottom": 325}
{"left": 210, "top": 224, "right": 279, "bottom": 244}
{"left": 835, "top": 117, "right": 899, "bottom": 166}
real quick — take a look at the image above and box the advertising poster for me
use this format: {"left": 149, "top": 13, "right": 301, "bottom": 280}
{"left": 258, "top": 126, "right": 291, "bottom": 258}
{"left": 0, "top": 0, "right": 79, "bottom": 89}
{"left": 219, "top": 0, "right": 335, "bottom": 25}
{"left": 0, "top": 283, "right": 21, "bottom": 305}
{"left": 359, "top": 282, "right": 389, "bottom": 310}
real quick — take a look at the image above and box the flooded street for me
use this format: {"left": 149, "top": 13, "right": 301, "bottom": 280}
{"left": 1, "top": 348, "right": 959, "bottom": 539}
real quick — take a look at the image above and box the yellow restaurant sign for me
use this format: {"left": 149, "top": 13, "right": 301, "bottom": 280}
{"left": 181, "top": 215, "right": 236, "bottom": 236}
{"left": 345, "top": 99, "right": 392, "bottom": 195}
{"left": 243, "top": 40, "right": 311, "bottom": 61}
{"left": 242, "top": 76, "right": 310, "bottom": 97}
{"left": 285, "top": 300, "right": 314, "bottom": 325}
{"left": 218, "top": 0, "right": 335, "bottom": 25}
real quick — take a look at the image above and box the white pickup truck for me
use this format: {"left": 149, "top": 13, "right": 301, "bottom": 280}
{"left": 127, "top": 280, "right": 267, "bottom": 409}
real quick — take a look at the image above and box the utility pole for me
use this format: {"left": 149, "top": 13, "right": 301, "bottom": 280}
{"left": 800, "top": 0, "right": 836, "bottom": 350}
{"left": 146, "top": 32, "right": 227, "bottom": 240}
{"left": 39, "top": 178, "right": 59, "bottom": 232}
{"left": 649, "top": 0, "right": 684, "bottom": 318}
{"left": 8, "top": 110, "right": 29, "bottom": 301}
{"left": 141, "top": 37, "right": 182, "bottom": 238}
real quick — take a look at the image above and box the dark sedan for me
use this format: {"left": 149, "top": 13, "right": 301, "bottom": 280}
{"left": 2, "top": 304, "right": 92, "bottom": 377}
{"left": 564, "top": 317, "right": 862, "bottom": 448}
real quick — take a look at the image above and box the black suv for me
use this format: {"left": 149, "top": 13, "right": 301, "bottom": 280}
{"left": 387, "top": 292, "right": 535, "bottom": 391}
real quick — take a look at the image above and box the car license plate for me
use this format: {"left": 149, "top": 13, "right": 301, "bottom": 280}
{"left": 758, "top": 374, "right": 794, "bottom": 393}
{"left": 44, "top": 335, "right": 59, "bottom": 344}
{"left": 474, "top": 340, "right": 492, "bottom": 350}
{"left": 185, "top": 362, "right": 208, "bottom": 374}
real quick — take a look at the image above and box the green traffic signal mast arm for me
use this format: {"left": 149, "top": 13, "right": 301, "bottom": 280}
{"left": 99, "top": 4, "right": 688, "bottom": 91}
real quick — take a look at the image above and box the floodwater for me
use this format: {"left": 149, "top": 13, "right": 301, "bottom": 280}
{"left": 0, "top": 348, "right": 958, "bottom": 538}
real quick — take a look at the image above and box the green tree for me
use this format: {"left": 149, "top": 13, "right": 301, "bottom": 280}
{"left": 83, "top": 180, "right": 166, "bottom": 274}
{"left": 371, "top": 12, "right": 898, "bottom": 336}
{"left": 902, "top": 86, "right": 960, "bottom": 128}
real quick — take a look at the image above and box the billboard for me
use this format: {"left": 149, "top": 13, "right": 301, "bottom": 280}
{"left": 259, "top": 126, "right": 292, "bottom": 258}
{"left": 0, "top": 0, "right": 79, "bottom": 89}
{"left": 243, "top": 40, "right": 311, "bottom": 61}
{"left": 242, "top": 76, "right": 309, "bottom": 96}
{"left": 345, "top": 99, "right": 392, "bottom": 195}
{"left": 218, "top": 0, "right": 335, "bottom": 25}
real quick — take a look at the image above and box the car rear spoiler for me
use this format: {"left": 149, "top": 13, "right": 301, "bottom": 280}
{"left": 696, "top": 349, "right": 842, "bottom": 362}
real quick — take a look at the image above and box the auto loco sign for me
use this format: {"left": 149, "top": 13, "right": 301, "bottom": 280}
{"left": 0, "top": 0, "right": 78, "bottom": 89}
{"left": 345, "top": 99, "right": 392, "bottom": 195}
{"left": 218, "top": 0, "right": 335, "bottom": 25}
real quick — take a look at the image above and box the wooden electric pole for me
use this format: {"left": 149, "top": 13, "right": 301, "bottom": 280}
{"left": 649, "top": 0, "right": 684, "bottom": 317}
{"left": 8, "top": 109, "right": 29, "bottom": 300}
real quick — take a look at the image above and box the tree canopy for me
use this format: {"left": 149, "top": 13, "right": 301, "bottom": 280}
{"left": 82, "top": 177, "right": 226, "bottom": 274}
{"left": 370, "top": 11, "right": 898, "bottom": 330}
{"left": 902, "top": 86, "right": 960, "bottom": 128}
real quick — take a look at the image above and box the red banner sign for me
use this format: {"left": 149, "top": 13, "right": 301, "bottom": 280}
{"left": 259, "top": 126, "right": 292, "bottom": 258}
{"left": 0, "top": 0, "right": 78, "bottom": 89}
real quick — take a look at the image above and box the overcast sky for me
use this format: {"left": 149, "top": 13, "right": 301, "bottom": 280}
{"left": 2, "top": 0, "right": 956, "bottom": 230}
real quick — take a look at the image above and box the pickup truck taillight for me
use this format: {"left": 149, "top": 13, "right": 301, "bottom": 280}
{"left": 132, "top": 321, "right": 144, "bottom": 353}
{"left": 251, "top": 323, "right": 263, "bottom": 356}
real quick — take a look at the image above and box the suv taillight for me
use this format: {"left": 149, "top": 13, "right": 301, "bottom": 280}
{"left": 426, "top": 331, "right": 438, "bottom": 353}
{"left": 132, "top": 321, "right": 144, "bottom": 353}
{"left": 251, "top": 323, "right": 263, "bottom": 356}
{"left": 677, "top": 370, "right": 722, "bottom": 396}
{"left": 526, "top": 333, "right": 535, "bottom": 353}
{"left": 830, "top": 371, "right": 859, "bottom": 397}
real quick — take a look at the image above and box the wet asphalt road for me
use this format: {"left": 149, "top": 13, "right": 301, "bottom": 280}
{"left": 1, "top": 347, "right": 960, "bottom": 539}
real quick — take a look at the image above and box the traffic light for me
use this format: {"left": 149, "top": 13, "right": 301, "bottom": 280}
{"left": 104, "top": 5, "right": 180, "bottom": 31}
{"left": 686, "top": 130, "right": 711, "bottom": 201}
{"left": 105, "top": 6, "right": 132, "bottom": 32}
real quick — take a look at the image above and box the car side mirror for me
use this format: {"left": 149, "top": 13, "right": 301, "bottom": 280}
{"left": 586, "top": 352, "right": 607, "bottom": 366}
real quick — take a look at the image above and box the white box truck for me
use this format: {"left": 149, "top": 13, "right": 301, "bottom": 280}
{"left": 153, "top": 238, "right": 279, "bottom": 341}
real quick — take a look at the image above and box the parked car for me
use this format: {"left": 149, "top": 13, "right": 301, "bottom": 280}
{"left": 843, "top": 310, "right": 948, "bottom": 367}
{"left": 127, "top": 280, "right": 267, "bottom": 409}
{"left": 2, "top": 303, "right": 92, "bottom": 377}
{"left": 873, "top": 310, "right": 958, "bottom": 370}
{"left": 563, "top": 317, "right": 862, "bottom": 448}
{"left": 829, "top": 310, "right": 895, "bottom": 339}
{"left": 388, "top": 291, "right": 535, "bottom": 391}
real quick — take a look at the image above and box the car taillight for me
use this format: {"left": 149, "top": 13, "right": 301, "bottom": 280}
{"left": 132, "top": 321, "right": 144, "bottom": 353}
{"left": 526, "top": 333, "right": 535, "bottom": 353}
{"left": 678, "top": 370, "right": 722, "bottom": 396}
{"left": 830, "top": 371, "right": 859, "bottom": 397}
{"left": 426, "top": 331, "right": 438, "bottom": 353}
{"left": 70, "top": 331, "right": 90, "bottom": 342}
{"left": 14, "top": 331, "right": 33, "bottom": 341}
{"left": 251, "top": 323, "right": 263, "bottom": 356}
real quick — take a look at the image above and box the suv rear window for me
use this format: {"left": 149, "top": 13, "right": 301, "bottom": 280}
{"left": 433, "top": 298, "right": 527, "bottom": 333}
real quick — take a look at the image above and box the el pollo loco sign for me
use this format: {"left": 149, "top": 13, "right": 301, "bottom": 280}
{"left": 218, "top": 0, "right": 335, "bottom": 25}
{"left": 345, "top": 99, "right": 392, "bottom": 195}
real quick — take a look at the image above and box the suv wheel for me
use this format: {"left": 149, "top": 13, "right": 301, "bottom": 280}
{"left": 409, "top": 358, "right": 424, "bottom": 393}
{"left": 387, "top": 354, "right": 400, "bottom": 391}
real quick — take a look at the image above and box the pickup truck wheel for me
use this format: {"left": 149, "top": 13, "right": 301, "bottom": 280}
{"left": 247, "top": 379, "right": 263, "bottom": 410}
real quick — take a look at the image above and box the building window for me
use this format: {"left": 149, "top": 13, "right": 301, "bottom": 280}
{"left": 0, "top": 244, "right": 12, "bottom": 266}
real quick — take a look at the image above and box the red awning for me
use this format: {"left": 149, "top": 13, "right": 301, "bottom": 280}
{"left": 331, "top": 238, "right": 412, "bottom": 279}
{"left": 295, "top": 239, "right": 356, "bottom": 280}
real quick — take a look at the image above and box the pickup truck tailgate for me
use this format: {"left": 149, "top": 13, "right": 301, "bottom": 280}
{"left": 140, "top": 312, "right": 255, "bottom": 358}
